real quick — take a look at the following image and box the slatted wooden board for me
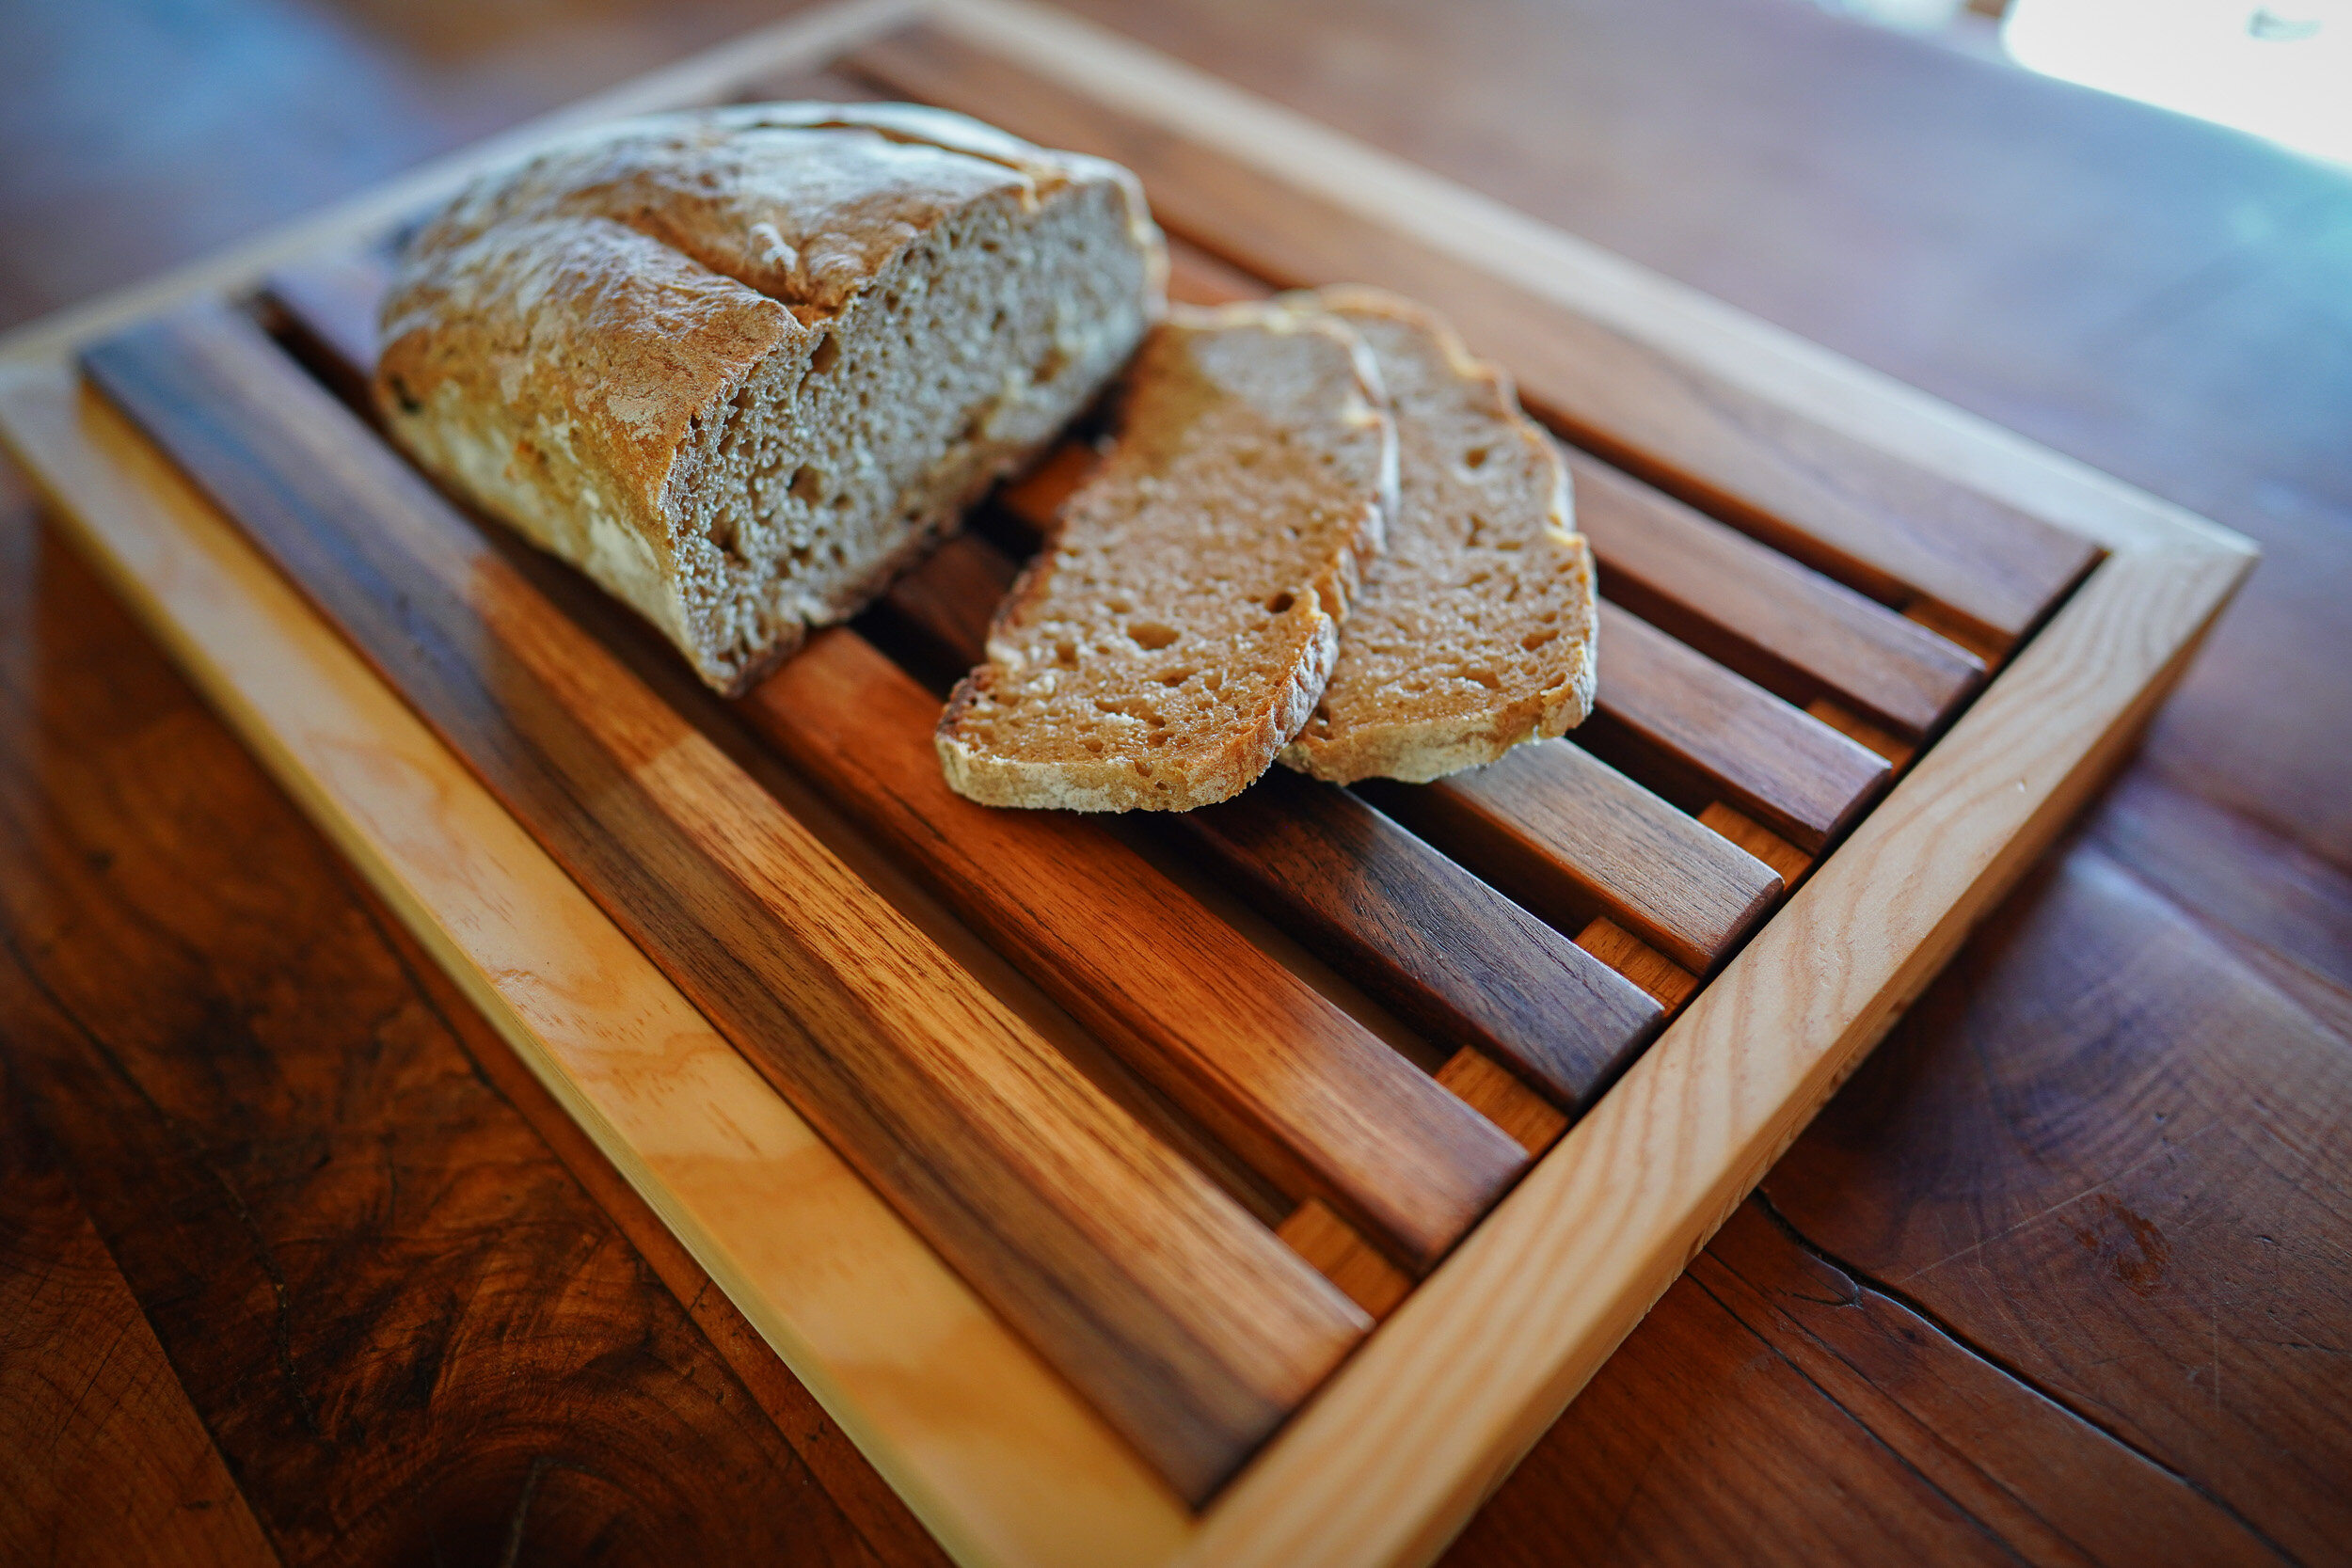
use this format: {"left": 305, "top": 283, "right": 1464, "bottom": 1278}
{"left": 0, "top": 1, "right": 2254, "bottom": 1563}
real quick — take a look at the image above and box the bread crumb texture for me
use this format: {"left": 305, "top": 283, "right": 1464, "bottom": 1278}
{"left": 937, "top": 302, "right": 1395, "bottom": 811}
{"left": 1279, "top": 286, "right": 1597, "bottom": 784}
{"left": 375, "top": 102, "right": 1166, "bottom": 694}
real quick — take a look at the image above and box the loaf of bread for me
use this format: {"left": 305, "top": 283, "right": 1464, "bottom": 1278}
{"left": 936, "top": 301, "right": 1396, "bottom": 811}
{"left": 374, "top": 103, "right": 1166, "bottom": 695}
{"left": 1279, "top": 287, "right": 1596, "bottom": 783}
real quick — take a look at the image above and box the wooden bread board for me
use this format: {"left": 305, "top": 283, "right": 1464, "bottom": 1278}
{"left": 0, "top": 1, "right": 2254, "bottom": 1563}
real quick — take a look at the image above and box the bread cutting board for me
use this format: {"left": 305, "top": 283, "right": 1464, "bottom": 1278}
{"left": 0, "top": 0, "right": 2254, "bottom": 1562}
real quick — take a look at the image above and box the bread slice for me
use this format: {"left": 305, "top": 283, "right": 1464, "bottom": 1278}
{"left": 937, "top": 302, "right": 1395, "bottom": 811}
{"left": 1277, "top": 286, "right": 1597, "bottom": 784}
{"left": 375, "top": 102, "right": 1165, "bottom": 696}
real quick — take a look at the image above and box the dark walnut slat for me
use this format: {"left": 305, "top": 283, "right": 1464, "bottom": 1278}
{"left": 1444, "top": 1196, "right": 2281, "bottom": 1564}
{"left": 862, "top": 531, "right": 1664, "bottom": 1113}
{"left": 845, "top": 24, "right": 2105, "bottom": 648}
{"left": 0, "top": 514, "right": 888, "bottom": 1568}
{"left": 1360, "top": 741, "right": 1782, "bottom": 974}
{"left": 742, "top": 626, "right": 1531, "bottom": 1275}
{"left": 0, "top": 1079, "right": 282, "bottom": 1568}
{"left": 1180, "top": 774, "right": 1662, "bottom": 1115}
{"left": 1569, "top": 452, "right": 1985, "bottom": 738}
{"left": 81, "top": 302, "right": 1371, "bottom": 1505}
{"left": 1584, "top": 600, "right": 1889, "bottom": 852}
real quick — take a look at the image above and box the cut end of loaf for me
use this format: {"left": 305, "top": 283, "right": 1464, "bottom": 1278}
{"left": 1275, "top": 285, "right": 1598, "bottom": 784}
{"left": 937, "top": 302, "right": 1395, "bottom": 811}
{"left": 375, "top": 102, "right": 1168, "bottom": 695}
{"left": 664, "top": 172, "right": 1161, "bottom": 692}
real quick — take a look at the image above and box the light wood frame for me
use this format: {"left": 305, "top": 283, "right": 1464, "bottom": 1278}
{"left": 0, "top": 3, "right": 2255, "bottom": 1563}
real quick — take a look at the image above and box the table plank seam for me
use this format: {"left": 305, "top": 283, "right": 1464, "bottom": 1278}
{"left": 1742, "top": 1191, "right": 2300, "bottom": 1562}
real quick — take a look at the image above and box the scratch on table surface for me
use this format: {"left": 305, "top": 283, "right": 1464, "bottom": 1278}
{"left": 1895, "top": 1122, "right": 2216, "bottom": 1287}
{"left": 2213, "top": 1302, "right": 2222, "bottom": 1410}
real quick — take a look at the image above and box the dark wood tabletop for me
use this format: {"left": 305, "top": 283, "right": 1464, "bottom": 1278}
{"left": 5, "top": 1, "right": 2347, "bottom": 1562}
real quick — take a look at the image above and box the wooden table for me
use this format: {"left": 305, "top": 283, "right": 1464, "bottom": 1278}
{"left": 4, "top": 1, "right": 2345, "bottom": 1562}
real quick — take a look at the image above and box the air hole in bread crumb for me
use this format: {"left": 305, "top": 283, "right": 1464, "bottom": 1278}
{"left": 1129, "top": 622, "right": 1178, "bottom": 651}
{"left": 1054, "top": 641, "right": 1079, "bottom": 668}
{"left": 1467, "top": 669, "right": 1502, "bottom": 689}
{"left": 1522, "top": 626, "right": 1559, "bottom": 651}
{"left": 1264, "top": 592, "right": 1295, "bottom": 613}
{"left": 1031, "top": 345, "right": 1069, "bottom": 384}
{"left": 1465, "top": 446, "right": 1491, "bottom": 468}
{"left": 808, "top": 334, "right": 840, "bottom": 375}
{"left": 787, "top": 464, "right": 826, "bottom": 502}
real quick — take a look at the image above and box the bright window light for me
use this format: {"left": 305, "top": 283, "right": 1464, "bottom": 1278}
{"left": 2003, "top": 0, "right": 2352, "bottom": 166}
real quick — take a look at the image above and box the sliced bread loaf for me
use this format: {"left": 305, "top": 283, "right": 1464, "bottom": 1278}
{"left": 376, "top": 102, "right": 1165, "bottom": 695}
{"left": 936, "top": 301, "right": 1395, "bottom": 811}
{"left": 1277, "top": 286, "right": 1597, "bottom": 784}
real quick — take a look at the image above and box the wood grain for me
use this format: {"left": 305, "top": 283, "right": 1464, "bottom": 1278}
{"left": 1434, "top": 1050, "right": 1568, "bottom": 1158}
{"left": 1441, "top": 1196, "right": 2282, "bottom": 1565}
{"left": 1175, "top": 519, "right": 2249, "bottom": 1568}
{"left": 0, "top": 5, "right": 2279, "bottom": 1562}
{"left": 1582, "top": 601, "right": 1889, "bottom": 851}
{"left": 80, "top": 302, "right": 1368, "bottom": 1504}
{"left": 249, "top": 254, "right": 1531, "bottom": 1271}
{"left": 1764, "top": 846, "right": 2352, "bottom": 1564}
{"left": 0, "top": 0, "right": 922, "bottom": 366}
{"left": 1276, "top": 1201, "right": 1411, "bottom": 1322}
{"left": 849, "top": 18, "right": 2104, "bottom": 647}
{"left": 1570, "top": 451, "right": 1984, "bottom": 737}
{"left": 743, "top": 626, "right": 1529, "bottom": 1274}
{"left": 862, "top": 531, "right": 1663, "bottom": 1113}
{"left": 1178, "top": 771, "right": 1663, "bottom": 1113}
{"left": 0, "top": 360, "right": 1195, "bottom": 1566}
{"left": 0, "top": 502, "right": 893, "bottom": 1568}
{"left": 360, "top": 868, "right": 956, "bottom": 1568}
{"left": 1571, "top": 919, "right": 1699, "bottom": 1013}
{"left": 0, "top": 1075, "right": 281, "bottom": 1568}
{"left": 1699, "top": 803, "right": 1812, "bottom": 887}
{"left": 1361, "top": 742, "right": 1784, "bottom": 975}
{"left": 261, "top": 251, "right": 388, "bottom": 408}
